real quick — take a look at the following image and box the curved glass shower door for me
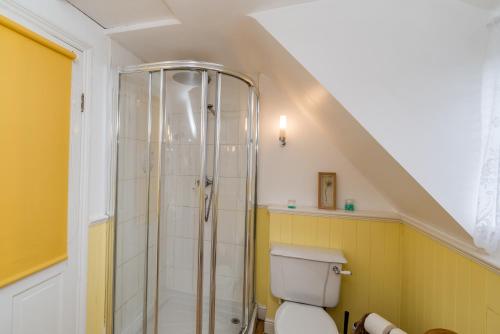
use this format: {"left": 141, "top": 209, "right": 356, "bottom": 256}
{"left": 113, "top": 64, "right": 258, "bottom": 334}
{"left": 156, "top": 70, "right": 205, "bottom": 334}
{"left": 212, "top": 74, "right": 253, "bottom": 334}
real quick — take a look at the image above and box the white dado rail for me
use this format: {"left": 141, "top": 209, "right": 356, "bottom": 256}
{"left": 262, "top": 205, "right": 500, "bottom": 273}
{"left": 266, "top": 205, "right": 400, "bottom": 222}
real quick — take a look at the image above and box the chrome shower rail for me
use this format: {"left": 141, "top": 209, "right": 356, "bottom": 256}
{"left": 119, "top": 60, "right": 258, "bottom": 88}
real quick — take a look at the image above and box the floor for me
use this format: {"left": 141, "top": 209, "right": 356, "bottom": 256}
{"left": 156, "top": 290, "right": 243, "bottom": 334}
{"left": 255, "top": 320, "right": 264, "bottom": 334}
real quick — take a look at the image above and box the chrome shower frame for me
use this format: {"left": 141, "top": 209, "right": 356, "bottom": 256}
{"left": 110, "top": 60, "right": 259, "bottom": 334}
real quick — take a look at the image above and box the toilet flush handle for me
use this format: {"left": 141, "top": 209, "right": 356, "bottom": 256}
{"left": 332, "top": 265, "right": 352, "bottom": 276}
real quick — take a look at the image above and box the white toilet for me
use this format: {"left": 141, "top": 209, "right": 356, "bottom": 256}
{"left": 270, "top": 243, "right": 349, "bottom": 334}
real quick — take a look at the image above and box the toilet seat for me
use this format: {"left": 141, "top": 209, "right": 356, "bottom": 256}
{"left": 275, "top": 301, "right": 339, "bottom": 334}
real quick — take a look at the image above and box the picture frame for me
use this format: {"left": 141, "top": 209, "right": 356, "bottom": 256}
{"left": 318, "top": 172, "right": 337, "bottom": 210}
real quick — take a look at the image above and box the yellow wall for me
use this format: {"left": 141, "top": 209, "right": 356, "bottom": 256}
{"left": 255, "top": 207, "right": 500, "bottom": 334}
{"left": 401, "top": 225, "right": 500, "bottom": 334}
{"left": 256, "top": 207, "right": 270, "bottom": 306}
{"left": 87, "top": 222, "right": 110, "bottom": 334}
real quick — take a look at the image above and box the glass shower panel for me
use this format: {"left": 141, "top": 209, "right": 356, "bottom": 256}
{"left": 156, "top": 70, "right": 204, "bottom": 334}
{"left": 247, "top": 89, "right": 258, "bottom": 323}
{"left": 212, "top": 74, "right": 250, "bottom": 334}
{"left": 146, "top": 71, "right": 163, "bottom": 334}
{"left": 114, "top": 72, "right": 150, "bottom": 334}
{"left": 113, "top": 63, "right": 258, "bottom": 334}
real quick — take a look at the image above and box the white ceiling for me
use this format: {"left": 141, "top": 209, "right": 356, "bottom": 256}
{"left": 98, "top": 0, "right": 319, "bottom": 77}
{"left": 459, "top": 0, "right": 500, "bottom": 9}
{"left": 65, "top": 0, "right": 317, "bottom": 28}
{"left": 66, "top": 0, "right": 178, "bottom": 28}
{"left": 68, "top": 0, "right": 500, "bottom": 75}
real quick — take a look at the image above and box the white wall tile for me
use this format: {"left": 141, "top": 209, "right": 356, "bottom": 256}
{"left": 203, "top": 240, "right": 211, "bottom": 274}
{"left": 215, "top": 276, "right": 243, "bottom": 303}
{"left": 174, "top": 238, "right": 194, "bottom": 270}
{"left": 220, "top": 112, "right": 240, "bottom": 145}
{"left": 165, "top": 266, "right": 174, "bottom": 290}
{"left": 175, "top": 176, "right": 197, "bottom": 206}
{"left": 114, "top": 309, "right": 123, "bottom": 334}
{"left": 174, "top": 145, "right": 199, "bottom": 176}
{"left": 164, "top": 206, "right": 176, "bottom": 236}
{"left": 123, "top": 293, "right": 142, "bottom": 330}
{"left": 175, "top": 206, "right": 195, "bottom": 238}
{"left": 115, "top": 265, "right": 124, "bottom": 307}
{"left": 173, "top": 269, "right": 194, "bottom": 293}
{"left": 121, "top": 217, "right": 147, "bottom": 264}
{"left": 136, "top": 140, "right": 148, "bottom": 179}
{"left": 220, "top": 145, "right": 239, "bottom": 178}
{"left": 216, "top": 243, "right": 243, "bottom": 278}
{"left": 122, "top": 256, "right": 140, "bottom": 303}
{"left": 117, "top": 139, "right": 136, "bottom": 180}
{"left": 165, "top": 237, "right": 175, "bottom": 268}
{"left": 219, "top": 178, "right": 245, "bottom": 211}
{"left": 217, "top": 210, "right": 236, "bottom": 244}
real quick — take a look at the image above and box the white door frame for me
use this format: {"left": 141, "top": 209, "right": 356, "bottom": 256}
{"left": 0, "top": 1, "right": 93, "bottom": 333}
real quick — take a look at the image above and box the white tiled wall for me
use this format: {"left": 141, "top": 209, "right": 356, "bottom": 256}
{"left": 157, "top": 76, "right": 202, "bottom": 304}
{"left": 115, "top": 72, "right": 164, "bottom": 334}
{"left": 211, "top": 76, "right": 249, "bottom": 305}
{"left": 157, "top": 74, "right": 249, "bottom": 305}
{"left": 213, "top": 111, "right": 247, "bottom": 304}
{"left": 115, "top": 73, "right": 150, "bottom": 334}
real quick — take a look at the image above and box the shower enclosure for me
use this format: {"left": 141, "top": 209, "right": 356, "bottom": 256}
{"left": 112, "top": 61, "right": 259, "bottom": 334}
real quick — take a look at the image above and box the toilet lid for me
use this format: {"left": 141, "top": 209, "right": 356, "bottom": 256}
{"left": 275, "top": 302, "right": 339, "bottom": 334}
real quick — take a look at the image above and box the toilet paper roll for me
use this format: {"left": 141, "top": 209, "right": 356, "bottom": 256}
{"left": 364, "top": 313, "right": 395, "bottom": 334}
{"left": 389, "top": 329, "right": 407, "bottom": 334}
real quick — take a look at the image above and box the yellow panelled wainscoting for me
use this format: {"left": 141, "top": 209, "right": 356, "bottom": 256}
{"left": 87, "top": 219, "right": 114, "bottom": 334}
{"left": 401, "top": 225, "right": 500, "bottom": 334}
{"left": 255, "top": 207, "right": 500, "bottom": 334}
{"left": 256, "top": 207, "right": 271, "bottom": 307}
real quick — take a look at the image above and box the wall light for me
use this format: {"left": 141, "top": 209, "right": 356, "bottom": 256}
{"left": 279, "top": 115, "right": 287, "bottom": 147}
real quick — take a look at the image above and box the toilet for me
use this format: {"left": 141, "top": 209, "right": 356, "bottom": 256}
{"left": 270, "top": 243, "right": 349, "bottom": 334}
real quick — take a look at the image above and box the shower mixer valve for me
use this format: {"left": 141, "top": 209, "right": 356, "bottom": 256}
{"left": 194, "top": 177, "right": 213, "bottom": 188}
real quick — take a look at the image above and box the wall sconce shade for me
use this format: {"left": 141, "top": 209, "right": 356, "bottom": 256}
{"left": 279, "top": 115, "right": 287, "bottom": 147}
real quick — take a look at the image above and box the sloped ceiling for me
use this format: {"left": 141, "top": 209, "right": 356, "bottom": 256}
{"left": 234, "top": 18, "right": 474, "bottom": 244}
{"left": 250, "top": 0, "right": 492, "bottom": 238}
{"left": 65, "top": 0, "right": 497, "bottom": 250}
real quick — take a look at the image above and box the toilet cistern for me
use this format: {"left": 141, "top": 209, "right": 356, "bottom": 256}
{"left": 270, "top": 243, "right": 351, "bottom": 334}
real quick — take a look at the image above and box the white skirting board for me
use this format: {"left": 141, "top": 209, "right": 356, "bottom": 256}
{"left": 264, "top": 319, "right": 275, "bottom": 334}
{"left": 247, "top": 305, "right": 258, "bottom": 334}
{"left": 257, "top": 304, "right": 267, "bottom": 320}
{"left": 256, "top": 304, "right": 274, "bottom": 334}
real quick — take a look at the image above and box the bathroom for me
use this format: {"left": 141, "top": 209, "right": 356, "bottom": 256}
{"left": 1, "top": 1, "right": 500, "bottom": 334}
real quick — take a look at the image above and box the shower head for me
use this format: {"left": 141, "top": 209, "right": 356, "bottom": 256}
{"left": 172, "top": 71, "right": 211, "bottom": 86}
